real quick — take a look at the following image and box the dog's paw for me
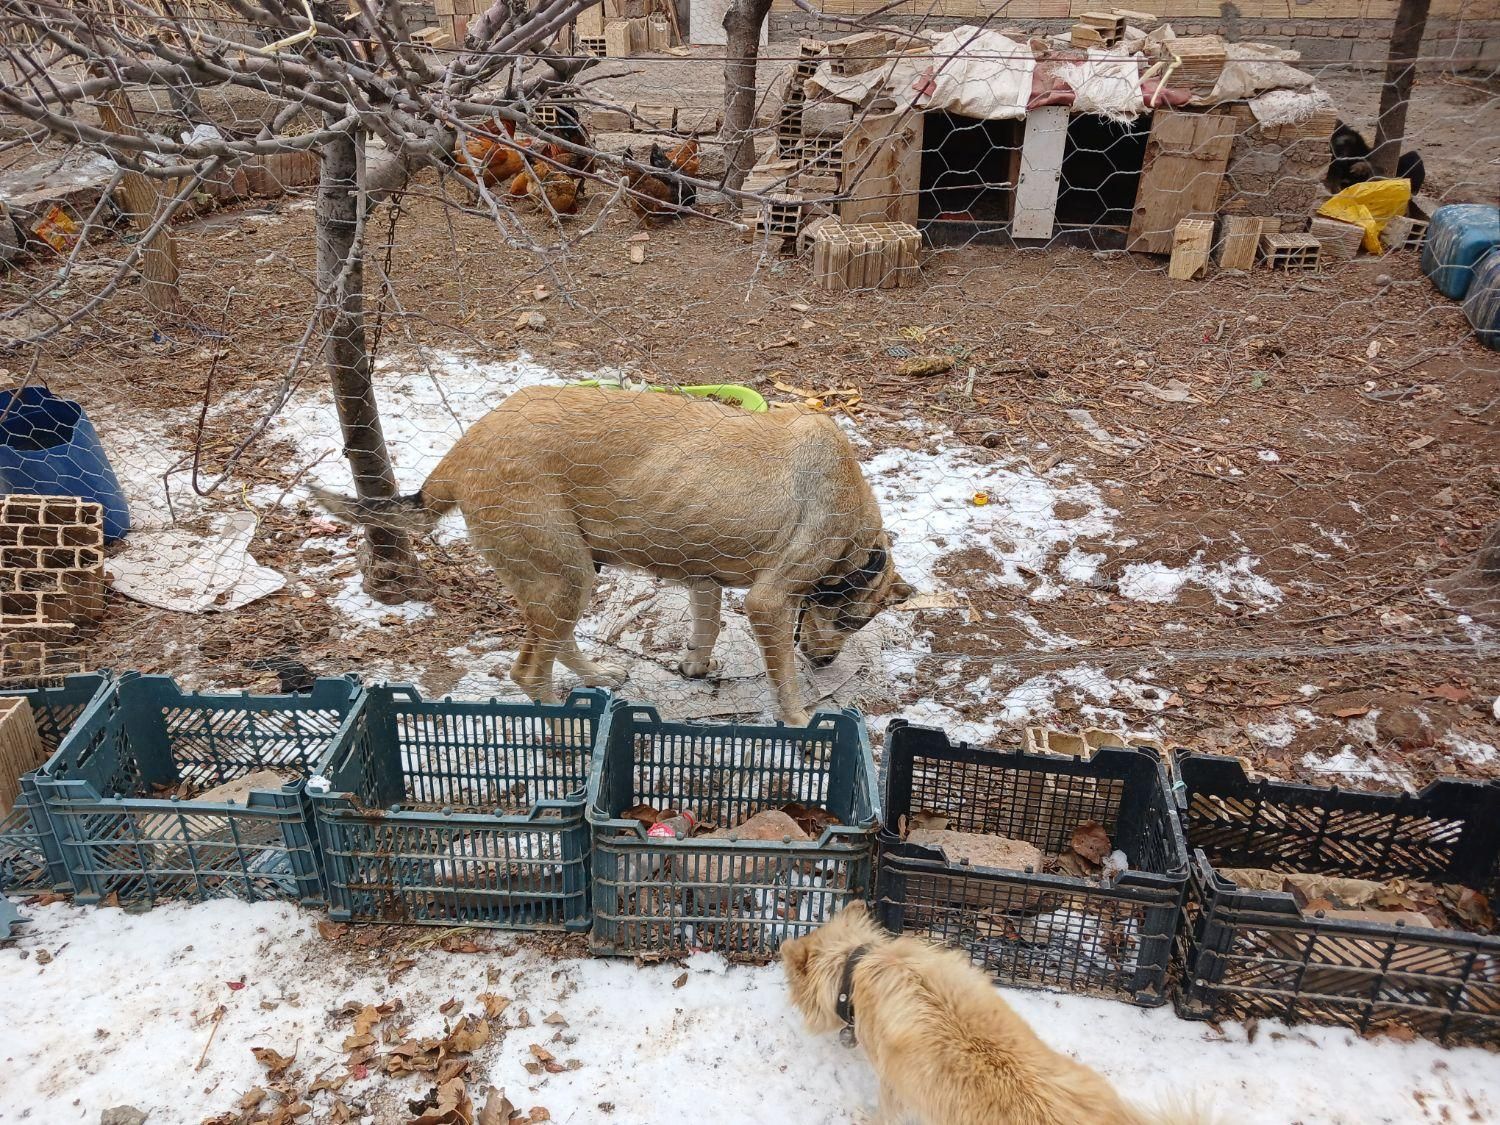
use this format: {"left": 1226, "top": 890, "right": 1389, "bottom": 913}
{"left": 587, "top": 660, "right": 628, "bottom": 689}
{"left": 678, "top": 655, "right": 721, "bottom": 679}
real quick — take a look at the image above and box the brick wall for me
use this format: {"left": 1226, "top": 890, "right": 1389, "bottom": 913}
{"left": 766, "top": 14, "right": 1500, "bottom": 72}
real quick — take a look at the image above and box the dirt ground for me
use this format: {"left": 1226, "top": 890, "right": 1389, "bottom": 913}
{"left": 2, "top": 53, "right": 1497, "bottom": 793}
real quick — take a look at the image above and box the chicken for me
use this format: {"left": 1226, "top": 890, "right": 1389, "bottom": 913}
{"left": 665, "top": 139, "right": 700, "bottom": 179}
{"left": 526, "top": 166, "right": 582, "bottom": 215}
{"left": 453, "top": 116, "right": 532, "bottom": 191}
{"left": 625, "top": 143, "right": 696, "bottom": 219}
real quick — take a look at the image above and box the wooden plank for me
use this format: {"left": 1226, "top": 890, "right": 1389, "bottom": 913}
{"left": 838, "top": 109, "right": 923, "bottom": 227}
{"left": 0, "top": 697, "right": 45, "bottom": 818}
{"left": 1169, "top": 217, "right": 1215, "bottom": 279}
{"left": 1012, "top": 105, "right": 1068, "bottom": 240}
{"left": 1216, "top": 214, "right": 1263, "bottom": 270}
{"left": 1126, "top": 110, "right": 1238, "bottom": 255}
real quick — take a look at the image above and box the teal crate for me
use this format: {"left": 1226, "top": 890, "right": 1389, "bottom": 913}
{"left": 311, "top": 685, "right": 608, "bottom": 931}
{"left": 586, "top": 703, "right": 879, "bottom": 961}
{"left": 36, "top": 673, "right": 363, "bottom": 907}
{"left": 0, "top": 673, "right": 110, "bottom": 894}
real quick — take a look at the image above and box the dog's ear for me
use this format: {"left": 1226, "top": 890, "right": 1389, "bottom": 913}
{"left": 781, "top": 937, "right": 811, "bottom": 979}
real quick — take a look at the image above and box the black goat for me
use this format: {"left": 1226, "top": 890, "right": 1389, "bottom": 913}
{"left": 1326, "top": 120, "right": 1426, "bottom": 195}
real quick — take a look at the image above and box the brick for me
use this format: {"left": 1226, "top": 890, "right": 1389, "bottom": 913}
{"left": 0, "top": 494, "right": 105, "bottom": 627}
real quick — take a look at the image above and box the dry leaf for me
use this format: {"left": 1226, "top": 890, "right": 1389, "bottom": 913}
{"left": 528, "top": 1043, "right": 556, "bottom": 1064}
{"left": 440, "top": 998, "right": 462, "bottom": 1016}
{"left": 309, "top": 1075, "right": 348, "bottom": 1095}
{"left": 543, "top": 1012, "right": 567, "bottom": 1026}
{"left": 622, "top": 804, "right": 660, "bottom": 825}
{"left": 1070, "top": 822, "right": 1112, "bottom": 865}
{"left": 478, "top": 1088, "right": 516, "bottom": 1125}
{"left": 1331, "top": 706, "right": 1371, "bottom": 718}
{"left": 408, "top": 1076, "right": 473, "bottom": 1125}
{"left": 317, "top": 920, "right": 349, "bottom": 941}
{"left": 251, "top": 1046, "right": 296, "bottom": 1078}
{"left": 439, "top": 934, "right": 482, "bottom": 954}
{"left": 477, "top": 993, "right": 511, "bottom": 1020}
{"left": 1426, "top": 684, "right": 1470, "bottom": 703}
{"left": 672, "top": 972, "right": 688, "bottom": 989}
{"left": 241, "top": 1087, "right": 268, "bottom": 1110}
{"left": 528, "top": 1110, "right": 552, "bottom": 1122}
{"left": 908, "top": 810, "right": 950, "bottom": 832}
{"left": 446, "top": 1014, "right": 491, "bottom": 1054}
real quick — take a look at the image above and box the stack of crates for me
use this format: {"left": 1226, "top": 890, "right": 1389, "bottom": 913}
{"left": 312, "top": 686, "right": 608, "bottom": 930}
{"left": 35, "top": 673, "right": 363, "bottom": 906}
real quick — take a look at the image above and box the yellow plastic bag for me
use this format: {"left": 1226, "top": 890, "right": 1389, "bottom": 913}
{"left": 1319, "top": 179, "right": 1413, "bottom": 253}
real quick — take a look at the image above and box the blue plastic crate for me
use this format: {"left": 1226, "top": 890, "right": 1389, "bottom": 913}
{"left": 1421, "top": 203, "right": 1500, "bottom": 301}
{"left": 36, "top": 673, "right": 363, "bottom": 907}
{"left": 586, "top": 703, "right": 879, "bottom": 960}
{"left": 0, "top": 673, "right": 110, "bottom": 894}
{"left": 311, "top": 685, "right": 608, "bottom": 931}
{"left": 1462, "top": 246, "right": 1500, "bottom": 351}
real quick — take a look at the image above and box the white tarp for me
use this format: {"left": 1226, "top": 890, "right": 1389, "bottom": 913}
{"left": 106, "top": 511, "right": 285, "bottom": 613}
{"left": 1056, "top": 48, "right": 1144, "bottom": 120}
{"left": 1249, "top": 86, "right": 1338, "bottom": 128}
{"left": 809, "top": 27, "right": 1034, "bottom": 121}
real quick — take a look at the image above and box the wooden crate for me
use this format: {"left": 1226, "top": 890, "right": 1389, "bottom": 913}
{"left": 1216, "top": 214, "right": 1264, "bottom": 270}
{"left": 813, "top": 221, "right": 919, "bottom": 290}
{"left": 1310, "top": 215, "right": 1365, "bottom": 261}
{"left": 1169, "top": 217, "right": 1215, "bottom": 279}
{"left": 1261, "top": 232, "right": 1322, "bottom": 271}
{"left": 0, "top": 696, "right": 45, "bottom": 818}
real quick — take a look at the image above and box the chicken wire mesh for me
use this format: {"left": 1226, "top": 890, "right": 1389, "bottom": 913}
{"left": 0, "top": 0, "right": 1496, "bottom": 818}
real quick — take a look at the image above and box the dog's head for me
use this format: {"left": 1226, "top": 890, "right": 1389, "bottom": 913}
{"left": 797, "top": 534, "right": 914, "bottom": 668}
{"left": 780, "top": 902, "right": 887, "bottom": 1033}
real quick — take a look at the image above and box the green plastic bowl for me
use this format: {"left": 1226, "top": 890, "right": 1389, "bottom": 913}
{"left": 572, "top": 379, "right": 767, "bottom": 412}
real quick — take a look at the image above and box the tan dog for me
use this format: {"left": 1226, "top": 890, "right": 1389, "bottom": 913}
{"left": 781, "top": 904, "right": 1213, "bottom": 1125}
{"left": 312, "top": 385, "right": 912, "bottom": 724}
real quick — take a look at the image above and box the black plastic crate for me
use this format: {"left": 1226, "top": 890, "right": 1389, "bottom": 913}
{"left": 1175, "top": 753, "right": 1500, "bottom": 1045}
{"left": 311, "top": 685, "right": 608, "bottom": 930}
{"left": 35, "top": 673, "right": 363, "bottom": 907}
{"left": 0, "top": 673, "right": 110, "bottom": 893}
{"left": 876, "top": 721, "right": 1188, "bottom": 1006}
{"left": 586, "top": 702, "right": 879, "bottom": 961}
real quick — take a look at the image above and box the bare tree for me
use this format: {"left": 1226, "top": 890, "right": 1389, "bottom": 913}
{"left": 719, "top": 0, "right": 774, "bottom": 192}
{"left": 1370, "top": 0, "right": 1431, "bottom": 178}
{"left": 0, "top": 0, "right": 737, "bottom": 601}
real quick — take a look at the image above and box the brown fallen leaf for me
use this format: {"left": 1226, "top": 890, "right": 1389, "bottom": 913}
{"left": 309, "top": 1074, "right": 348, "bottom": 1095}
{"left": 528, "top": 1043, "right": 556, "bottom": 1063}
{"left": 780, "top": 802, "right": 839, "bottom": 837}
{"left": 622, "top": 804, "right": 661, "bottom": 825}
{"left": 251, "top": 1046, "right": 296, "bottom": 1078}
{"left": 543, "top": 1011, "right": 567, "bottom": 1026}
{"left": 672, "top": 972, "right": 688, "bottom": 989}
{"left": 446, "top": 1014, "right": 491, "bottom": 1054}
{"left": 1070, "top": 821, "right": 1112, "bottom": 865}
{"left": 1425, "top": 684, "right": 1471, "bottom": 703}
{"left": 1330, "top": 706, "right": 1371, "bottom": 718}
{"left": 440, "top": 998, "right": 463, "bottom": 1016}
{"left": 409, "top": 1076, "right": 473, "bottom": 1125}
{"left": 477, "top": 993, "right": 511, "bottom": 1020}
{"left": 268, "top": 1103, "right": 312, "bottom": 1125}
{"left": 241, "top": 1087, "right": 268, "bottom": 1111}
{"left": 528, "top": 1110, "right": 552, "bottom": 1122}
{"left": 318, "top": 920, "right": 349, "bottom": 941}
{"left": 478, "top": 1087, "right": 516, "bottom": 1125}
{"left": 439, "top": 934, "right": 482, "bottom": 954}
{"left": 436, "top": 1057, "right": 470, "bottom": 1083}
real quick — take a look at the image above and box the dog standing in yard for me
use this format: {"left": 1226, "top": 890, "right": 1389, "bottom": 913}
{"left": 781, "top": 904, "right": 1216, "bottom": 1125}
{"left": 312, "top": 384, "right": 912, "bottom": 725}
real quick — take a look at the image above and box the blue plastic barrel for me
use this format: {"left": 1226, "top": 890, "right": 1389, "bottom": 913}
{"left": 1462, "top": 247, "right": 1500, "bottom": 352}
{"left": 0, "top": 386, "right": 129, "bottom": 540}
{"left": 1421, "top": 203, "right": 1500, "bottom": 301}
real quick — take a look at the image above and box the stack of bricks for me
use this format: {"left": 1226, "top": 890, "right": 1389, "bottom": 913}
{"left": 776, "top": 38, "right": 829, "bottom": 158}
{"left": 432, "top": 0, "right": 478, "bottom": 45}
{"left": 0, "top": 494, "right": 105, "bottom": 684}
{"left": 813, "top": 222, "right": 921, "bottom": 290}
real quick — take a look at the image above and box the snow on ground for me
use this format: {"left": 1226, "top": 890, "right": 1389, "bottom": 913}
{"left": 2, "top": 900, "right": 1495, "bottom": 1125}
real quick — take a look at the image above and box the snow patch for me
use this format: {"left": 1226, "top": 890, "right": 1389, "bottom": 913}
{"left": 1118, "top": 554, "right": 1282, "bottom": 607}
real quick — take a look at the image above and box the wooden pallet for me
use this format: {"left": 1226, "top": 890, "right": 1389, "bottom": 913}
{"left": 1261, "top": 232, "right": 1322, "bottom": 271}
{"left": 813, "top": 221, "right": 920, "bottom": 290}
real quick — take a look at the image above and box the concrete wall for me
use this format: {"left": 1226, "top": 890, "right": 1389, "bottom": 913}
{"left": 766, "top": 14, "right": 1499, "bottom": 72}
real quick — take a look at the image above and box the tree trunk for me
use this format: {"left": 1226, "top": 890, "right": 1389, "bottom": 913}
{"left": 96, "top": 90, "right": 183, "bottom": 317}
{"left": 317, "top": 123, "right": 424, "bottom": 604}
{"left": 1434, "top": 520, "right": 1500, "bottom": 624}
{"left": 1370, "top": 0, "right": 1431, "bottom": 178}
{"left": 719, "top": 0, "right": 774, "bottom": 193}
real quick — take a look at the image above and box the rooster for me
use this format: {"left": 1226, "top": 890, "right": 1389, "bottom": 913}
{"left": 625, "top": 143, "right": 698, "bottom": 219}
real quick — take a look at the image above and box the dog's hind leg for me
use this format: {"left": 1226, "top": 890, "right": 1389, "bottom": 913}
{"left": 744, "top": 580, "right": 809, "bottom": 727}
{"left": 680, "top": 580, "right": 722, "bottom": 678}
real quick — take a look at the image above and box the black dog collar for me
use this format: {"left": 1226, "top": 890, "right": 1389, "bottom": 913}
{"left": 835, "top": 943, "right": 872, "bottom": 1048}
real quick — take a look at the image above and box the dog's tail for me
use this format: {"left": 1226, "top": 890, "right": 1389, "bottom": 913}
{"left": 308, "top": 484, "right": 453, "bottom": 537}
{"left": 1132, "top": 1092, "right": 1224, "bottom": 1125}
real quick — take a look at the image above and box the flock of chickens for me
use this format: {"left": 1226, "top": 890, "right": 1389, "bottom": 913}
{"left": 451, "top": 105, "right": 700, "bottom": 219}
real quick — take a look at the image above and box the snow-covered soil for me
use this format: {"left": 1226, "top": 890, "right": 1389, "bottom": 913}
{"left": 2, "top": 900, "right": 1496, "bottom": 1125}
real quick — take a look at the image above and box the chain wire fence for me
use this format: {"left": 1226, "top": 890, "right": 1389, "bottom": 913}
{"left": 0, "top": 0, "right": 1496, "bottom": 799}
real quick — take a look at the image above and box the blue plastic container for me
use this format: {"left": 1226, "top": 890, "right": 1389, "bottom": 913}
{"left": 0, "top": 386, "right": 129, "bottom": 541}
{"left": 1461, "top": 246, "right": 1500, "bottom": 351}
{"left": 1421, "top": 204, "right": 1500, "bottom": 301}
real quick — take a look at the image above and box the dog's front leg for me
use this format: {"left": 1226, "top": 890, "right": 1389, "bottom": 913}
{"left": 744, "top": 582, "right": 809, "bottom": 726}
{"left": 680, "top": 580, "right": 722, "bottom": 679}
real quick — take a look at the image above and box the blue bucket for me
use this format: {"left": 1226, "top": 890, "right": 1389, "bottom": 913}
{"left": 0, "top": 386, "right": 130, "bottom": 541}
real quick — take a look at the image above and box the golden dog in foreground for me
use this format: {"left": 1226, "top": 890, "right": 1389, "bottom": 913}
{"left": 782, "top": 904, "right": 1218, "bottom": 1125}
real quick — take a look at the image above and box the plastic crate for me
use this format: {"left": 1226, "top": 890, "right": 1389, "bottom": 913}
{"left": 586, "top": 703, "right": 879, "bottom": 961}
{"left": 311, "top": 685, "right": 608, "bottom": 930}
{"left": 0, "top": 672, "right": 110, "bottom": 893}
{"left": 1175, "top": 753, "right": 1500, "bottom": 1045}
{"left": 875, "top": 722, "right": 1188, "bottom": 1006}
{"left": 35, "top": 673, "right": 363, "bottom": 907}
{"left": 1421, "top": 203, "right": 1500, "bottom": 300}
